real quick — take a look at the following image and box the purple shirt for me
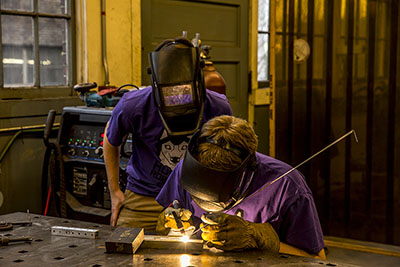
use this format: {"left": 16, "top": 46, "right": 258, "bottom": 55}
{"left": 156, "top": 152, "right": 325, "bottom": 255}
{"left": 106, "top": 86, "right": 232, "bottom": 196}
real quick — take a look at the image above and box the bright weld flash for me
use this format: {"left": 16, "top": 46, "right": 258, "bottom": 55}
{"left": 180, "top": 235, "right": 190, "bottom": 243}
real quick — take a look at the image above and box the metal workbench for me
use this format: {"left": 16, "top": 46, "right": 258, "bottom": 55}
{"left": 0, "top": 212, "right": 399, "bottom": 266}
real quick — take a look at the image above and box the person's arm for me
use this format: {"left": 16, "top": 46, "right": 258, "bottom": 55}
{"left": 103, "top": 122, "right": 124, "bottom": 226}
{"left": 279, "top": 189, "right": 326, "bottom": 259}
{"left": 279, "top": 242, "right": 326, "bottom": 260}
{"left": 200, "top": 213, "right": 280, "bottom": 252}
{"left": 200, "top": 213, "right": 326, "bottom": 259}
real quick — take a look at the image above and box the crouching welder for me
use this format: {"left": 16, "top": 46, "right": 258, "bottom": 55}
{"left": 156, "top": 115, "right": 326, "bottom": 259}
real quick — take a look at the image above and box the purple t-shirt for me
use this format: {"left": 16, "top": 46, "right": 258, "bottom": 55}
{"left": 106, "top": 86, "right": 232, "bottom": 196}
{"left": 156, "top": 152, "right": 325, "bottom": 255}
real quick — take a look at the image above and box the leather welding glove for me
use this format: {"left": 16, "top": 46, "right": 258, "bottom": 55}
{"left": 200, "top": 213, "right": 280, "bottom": 252}
{"left": 156, "top": 206, "right": 194, "bottom": 235}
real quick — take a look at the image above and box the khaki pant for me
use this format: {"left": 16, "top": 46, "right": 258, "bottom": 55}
{"left": 116, "top": 190, "right": 164, "bottom": 232}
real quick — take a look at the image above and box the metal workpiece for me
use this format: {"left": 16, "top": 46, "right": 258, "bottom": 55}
{"left": 51, "top": 226, "right": 99, "bottom": 239}
{"left": 0, "top": 212, "right": 399, "bottom": 266}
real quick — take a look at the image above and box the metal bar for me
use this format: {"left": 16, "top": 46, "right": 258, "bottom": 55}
{"left": 324, "top": 237, "right": 400, "bottom": 258}
{"left": 0, "top": 123, "right": 60, "bottom": 133}
{"left": 101, "top": 0, "right": 109, "bottom": 86}
{"left": 323, "top": 0, "right": 334, "bottom": 233}
{"left": 386, "top": 0, "right": 398, "bottom": 245}
{"left": 305, "top": 0, "right": 314, "bottom": 187}
{"left": 276, "top": 0, "right": 288, "bottom": 161}
{"left": 0, "top": 4, "right": 3, "bottom": 88}
{"left": 297, "top": 0, "right": 301, "bottom": 37}
{"left": 269, "top": 0, "right": 277, "bottom": 157}
{"left": 345, "top": 0, "right": 355, "bottom": 238}
{"left": 68, "top": 0, "right": 75, "bottom": 88}
{"left": 51, "top": 226, "right": 99, "bottom": 239}
{"left": 0, "top": 10, "right": 71, "bottom": 19}
{"left": 1, "top": 86, "right": 70, "bottom": 90}
{"left": 288, "top": 0, "right": 294, "bottom": 164}
{"left": 33, "top": 0, "right": 40, "bottom": 87}
{"left": 366, "top": 0, "right": 377, "bottom": 241}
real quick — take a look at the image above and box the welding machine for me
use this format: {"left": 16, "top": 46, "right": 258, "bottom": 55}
{"left": 45, "top": 106, "right": 131, "bottom": 224}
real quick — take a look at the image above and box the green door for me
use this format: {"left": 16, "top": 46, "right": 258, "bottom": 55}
{"left": 141, "top": 0, "right": 249, "bottom": 118}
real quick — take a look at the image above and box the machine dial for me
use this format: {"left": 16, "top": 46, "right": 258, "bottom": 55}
{"left": 95, "top": 147, "right": 104, "bottom": 158}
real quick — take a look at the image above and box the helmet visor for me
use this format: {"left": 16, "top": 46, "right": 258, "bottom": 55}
{"left": 162, "top": 83, "right": 194, "bottom": 107}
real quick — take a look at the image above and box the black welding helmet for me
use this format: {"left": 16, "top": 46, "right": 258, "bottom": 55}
{"left": 181, "top": 130, "right": 258, "bottom": 212}
{"left": 148, "top": 37, "right": 205, "bottom": 137}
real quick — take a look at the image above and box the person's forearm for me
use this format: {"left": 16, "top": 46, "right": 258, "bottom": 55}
{"left": 103, "top": 123, "right": 121, "bottom": 193}
{"left": 279, "top": 242, "right": 326, "bottom": 260}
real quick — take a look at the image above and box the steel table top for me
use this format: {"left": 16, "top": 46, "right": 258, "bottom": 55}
{"left": 0, "top": 212, "right": 392, "bottom": 266}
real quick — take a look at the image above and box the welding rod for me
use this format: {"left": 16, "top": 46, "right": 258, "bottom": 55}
{"left": 240, "top": 129, "right": 358, "bottom": 204}
{"left": 191, "top": 223, "right": 208, "bottom": 236}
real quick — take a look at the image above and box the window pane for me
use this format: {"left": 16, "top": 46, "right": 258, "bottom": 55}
{"left": 2, "top": 15, "right": 34, "bottom": 87}
{"left": 0, "top": 0, "right": 33, "bottom": 12}
{"left": 39, "top": 18, "right": 68, "bottom": 86}
{"left": 257, "top": 33, "right": 269, "bottom": 82}
{"left": 39, "top": 0, "right": 69, "bottom": 14}
{"left": 258, "top": 0, "right": 270, "bottom": 32}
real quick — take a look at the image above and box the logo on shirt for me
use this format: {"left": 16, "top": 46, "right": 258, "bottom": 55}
{"left": 150, "top": 130, "right": 190, "bottom": 182}
{"left": 158, "top": 130, "right": 190, "bottom": 169}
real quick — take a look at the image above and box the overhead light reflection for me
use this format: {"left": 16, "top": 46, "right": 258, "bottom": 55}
{"left": 180, "top": 254, "right": 191, "bottom": 267}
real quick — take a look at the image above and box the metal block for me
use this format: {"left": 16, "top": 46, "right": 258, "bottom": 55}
{"left": 105, "top": 227, "right": 144, "bottom": 254}
{"left": 141, "top": 235, "right": 204, "bottom": 251}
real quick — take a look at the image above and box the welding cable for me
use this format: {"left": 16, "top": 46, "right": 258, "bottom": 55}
{"left": 0, "top": 126, "right": 59, "bottom": 216}
{"left": 42, "top": 142, "right": 58, "bottom": 216}
{"left": 0, "top": 130, "right": 22, "bottom": 163}
{"left": 0, "top": 128, "right": 58, "bottom": 163}
{"left": 44, "top": 187, "right": 52, "bottom": 216}
{"left": 117, "top": 84, "right": 139, "bottom": 90}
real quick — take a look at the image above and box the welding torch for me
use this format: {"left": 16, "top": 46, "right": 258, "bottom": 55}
{"left": 171, "top": 200, "right": 186, "bottom": 235}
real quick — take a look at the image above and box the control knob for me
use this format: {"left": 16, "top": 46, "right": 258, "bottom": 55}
{"left": 95, "top": 147, "right": 104, "bottom": 158}
{"left": 68, "top": 149, "right": 76, "bottom": 156}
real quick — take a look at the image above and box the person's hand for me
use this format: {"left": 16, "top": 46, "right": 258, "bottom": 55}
{"left": 110, "top": 189, "right": 124, "bottom": 226}
{"left": 164, "top": 206, "right": 193, "bottom": 230}
{"left": 156, "top": 200, "right": 194, "bottom": 235}
{"left": 200, "top": 212, "right": 280, "bottom": 252}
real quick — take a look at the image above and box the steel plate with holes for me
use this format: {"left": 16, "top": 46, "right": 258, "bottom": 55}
{"left": 51, "top": 226, "right": 98, "bottom": 239}
{"left": 0, "top": 212, "right": 399, "bottom": 266}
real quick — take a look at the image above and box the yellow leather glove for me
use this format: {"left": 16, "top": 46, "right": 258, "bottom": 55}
{"left": 164, "top": 206, "right": 193, "bottom": 229}
{"left": 156, "top": 203, "right": 194, "bottom": 235}
{"left": 201, "top": 212, "right": 280, "bottom": 252}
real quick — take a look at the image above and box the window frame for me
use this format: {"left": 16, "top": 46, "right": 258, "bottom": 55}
{"left": 0, "top": 0, "right": 75, "bottom": 100}
{"left": 257, "top": 0, "right": 270, "bottom": 88}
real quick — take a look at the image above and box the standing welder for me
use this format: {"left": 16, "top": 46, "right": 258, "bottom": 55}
{"left": 103, "top": 37, "right": 232, "bottom": 231}
{"left": 156, "top": 115, "right": 326, "bottom": 259}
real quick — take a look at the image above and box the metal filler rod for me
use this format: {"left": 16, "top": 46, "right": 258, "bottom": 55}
{"left": 246, "top": 129, "right": 358, "bottom": 200}
{"left": 191, "top": 129, "right": 358, "bottom": 236}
